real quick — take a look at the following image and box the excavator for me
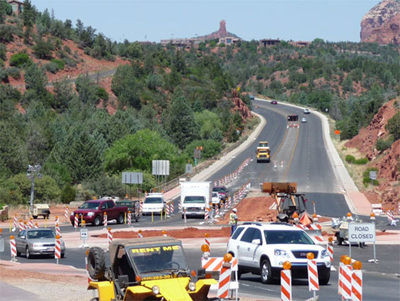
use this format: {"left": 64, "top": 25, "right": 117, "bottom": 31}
{"left": 261, "top": 182, "right": 313, "bottom": 224}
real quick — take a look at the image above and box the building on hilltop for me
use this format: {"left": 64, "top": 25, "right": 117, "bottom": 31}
{"left": 7, "top": 0, "right": 23, "bottom": 16}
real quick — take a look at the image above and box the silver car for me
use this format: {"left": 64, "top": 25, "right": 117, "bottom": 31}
{"left": 15, "top": 228, "right": 66, "bottom": 259}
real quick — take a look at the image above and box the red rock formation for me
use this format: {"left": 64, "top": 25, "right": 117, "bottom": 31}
{"left": 200, "top": 20, "right": 240, "bottom": 40}
{"left": 229, "top": 89, "right": 253, "bottom": 122}
{"left": 360, "top": 0, "right": 400, "bottom": 44}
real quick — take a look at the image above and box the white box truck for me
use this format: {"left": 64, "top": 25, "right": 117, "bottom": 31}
{"left": 180, "top": 181, "right": 212, "bottom": 218}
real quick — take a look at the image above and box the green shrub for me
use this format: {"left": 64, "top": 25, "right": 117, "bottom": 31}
{"left": 96, "top": 87, "right": 109, "bottom": 100}
{"left": 0, "top": 43, "right": 6, "bottom": 61}
{"left": 355, "top": 158, "right": 368, "bottom": 165}
{"left": 63, "top": 57, "right": 77, "bottom": 67}
{"left": 0, "top": 59, "right": 4, "bottom": 67}
{"left": 64, "top": 45, "right": 71, "bottom": 54}
{"left": 9, "top": 52, "right": 30, "bottom": 67}
{"left": 60, "top": 183, "right": 76, "bottom": 204}
{"left": 0, "top": 67, "right": 8, "bottom": 82}
{"left": 345, "top": 155, "right": 356, "bottom": 163}
{"left": 43, "top": 62, "right": 60, "bottom": 73}
{"left": 50, "top": 58, "right": 65, "bottom": 70}
{"left": 0, "top": 24, "right": 19, "bottom": 42}
{"left": 376, "top": 137, "right": 393, "bottom": 152}
{"left": 6, "top": 67, "right": 21, "bottom": 79}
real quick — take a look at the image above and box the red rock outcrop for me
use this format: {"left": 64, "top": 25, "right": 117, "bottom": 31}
{"left": 360, "top": 0, "right": 400, "bottom": 44}
{"left": 230, "top": 90, "right": 253, "bottom": 122}
{"left": 200, "top": 20, "right": 240, "bottom": 40}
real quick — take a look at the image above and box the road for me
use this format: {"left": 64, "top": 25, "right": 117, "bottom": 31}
{"left": 1, "top": 99, "right": 399, "bottom": 300}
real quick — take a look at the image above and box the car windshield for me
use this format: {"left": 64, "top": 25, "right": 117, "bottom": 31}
{"left": 145, "top": 197, "right": 162, "bottom": 204}
{"left": 27, "top": 230, "right": 55, "bottom": 239}
{"left": 213, "top": 187, "right": 226, "bottom": 193}
{"left": 264, "top": 230, "right": 314, "bottom": 245}
{"left": 184, "top": 196, "right": 205, "bottom": 204}
{"left": 129, "top": 244, "right": 188, "bottom": 274}
{"left": 212, "top": 193, "right": 219, "bottom": 198}
{"left": 79, "top": 202, "right": 100, "bottom": 209}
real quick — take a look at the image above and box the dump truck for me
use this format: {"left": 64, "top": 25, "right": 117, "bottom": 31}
{"left": 261, "top": 182, "right": 313, "bottom": 224}
{"left": 256, "top": 141, "right": 270, "bottom": 163}
{"left": 86, "top": 236, "right": 217, "bottom": 301}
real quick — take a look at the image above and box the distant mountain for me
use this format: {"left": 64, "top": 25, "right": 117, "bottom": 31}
{"left": 360, "top": 0, "right": 400, "bottom": 44}
{"left": 196, "top": 20, "right": 240, "bottom": 40}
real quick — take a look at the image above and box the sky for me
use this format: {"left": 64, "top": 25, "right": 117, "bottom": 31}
{"left": 32, "top": 0, "right": 381, "bottom": 43}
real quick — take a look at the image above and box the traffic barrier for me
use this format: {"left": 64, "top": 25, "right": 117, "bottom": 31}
{"left": 341, "top": 264, "right": 353, "bottom": 299}
{"left": 107, "top": 227, "right": 113, "bottom": 246}
{"left": 64, "top": 206, "right": 69, "bottom": 222}
{"left": 12, "top": 214, "right": 18, "bottom": 232}
{"left": 140, "top": 202, "right": 143, "bottom": 213}
{"left": 24, "top": 221, "right": 28, "bottom": 229}
{"left": 352, "top": 269, "right": 362, "bottom": 301}
{"left": 166, "top": 203, "right": 170, "bottom": 216}
{"left": 204, "top": 233, "right": 210, "bottom": 252}
{"left": 55, "top": 234, "right": 61, "bottom": 262}
{"left": 85, "top": 252, "right": 93, "bottom": 284}
{"left": 387, "top": 209, "right": 398, "bottom": 226}
{"left": 307, "top": 259, "right": 319, "bottom": 291}
{"left": 74, "top": 214, "right": 79, "bottom": 230}
{"left": 215, "top": 206, "right": 219, "bottom": 217}
{"left": 217, "top": 260, "right": 232, "bottom": 298}
{"left": 103, "top": 212, "right": 107, "bottom": 228}
{"left": 34, "top": 222, "right": 38, "bottom": 228}
{"left": 296, "top": 223, "right": 324, "bottom": 243}
{"left": 281, "top": 269, "right": 291, "bottom": 301}
{"left": 19, "top": 220, "right": 24, "bottom": 232}
{"left": 55, "top": 216, "right": 59, "bottom": 227}
{"left": 178, "top": 202, "right": 182, "bottom": 213}
{"left": 128, "top": 211, "right": 131, "bottom": 226}
{"left": 55, "top": 222, "right": 61, "bottom": 237}
{"left": 10, "top": 235, "right": 17, "bottom": 261}
{"left": 371, "top": 203, "right": 383, "bottom": 215}
{"left": 204, "top": 210, "right": 209, "bottom": 221}
{"left": 138, "top": 230, "right": 143, "bottom": 238}
{"left": 28, "top": 218, "right": 34, "bottom": 229}
{"left": 327, "top": 239, "right": 334, "bottom": 262}
{"left": 170, "top": 202, "right": 174, "bottom": 215}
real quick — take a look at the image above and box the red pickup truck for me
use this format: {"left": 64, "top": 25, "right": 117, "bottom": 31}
{"left": 70, "top": 199, "right": 128, "bottom": 226}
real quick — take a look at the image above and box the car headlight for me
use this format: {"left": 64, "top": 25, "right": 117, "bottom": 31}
{"left": 87, "top": 212, "right": 94, "bottom": 217}
{"left": 152, "top": 285, "right": 160, "bottom": 295}
{"left": 274, "top": 249, "right": 289, "bottom": 258}
{"left": 188, "top": 282, "right": 196, "bottom": 291}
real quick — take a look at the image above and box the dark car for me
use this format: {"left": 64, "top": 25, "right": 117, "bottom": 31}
{"left": 249, "top": 95, "right": 255, "bottom": 100}
{"left": 212, "top": 186, "right": 229, "bottom": 201}
{"left": 271, "top": 100, "right": 278, "bottom": 105}
{"left": 116, "top": 200, "right": 141, "bottom": 222}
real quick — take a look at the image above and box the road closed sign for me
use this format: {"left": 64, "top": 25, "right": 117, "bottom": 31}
{"left": 348, "top": 222, "right": 376, "bottom": 243}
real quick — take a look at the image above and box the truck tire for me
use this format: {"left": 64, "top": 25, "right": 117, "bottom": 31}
{"left": 117, "top": 213, "right": 124, "bottom": 224}
{"left": 87, "top": 247, "right": 106, "bottom": 281}
{"left": 94, "top": 216, "right": 102, "bottom": 227}
{"left": 33, "top": 216, "right": 38, "bottom": 219}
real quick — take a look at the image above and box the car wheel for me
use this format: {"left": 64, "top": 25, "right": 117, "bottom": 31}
{"left": 94, "top": 216, "right": 101, "bottom": 227}
{"left": 337, "top": 236, "right": 344, "bottom": 246}
{"left": 260, "top": 259, "right": 273, "bottom": 284}
{"left": 319, "top": 270, "right": 330, "bottom": 285}
{"left": 16, "top": 249, "right": 21, "bottom": 257}
{"left": 87, "top": 247, "right": 106, "bottom": 281}
{"left": 61, "top": 252, "right": 65, "bottom": 258}
{"left": 26, "top": 246, "right": 31, "bottom": 259}
{"left": 33, "top": 216, "right": 37, "bottom": 219}
{"left": 117, "top": 213, "right": 124, "bottom": 224}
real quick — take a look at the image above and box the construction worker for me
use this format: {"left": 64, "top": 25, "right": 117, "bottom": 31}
{"left": 230, "top": 208, "right": 238, "bottom": 235}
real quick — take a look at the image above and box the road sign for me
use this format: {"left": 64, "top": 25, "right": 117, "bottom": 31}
{"left": 185, "top": 164, "right": 193, "bottom": 174}
{"left": 194, "top": 149, "right": 201, "bottom": 159}
{"left": 348, "top": 222, "right": 375, "bottom": 243}
{"left": 80, "top": 228, "right": 88, "bottom": 240}
{"left": 122, "top": 172, "right": 143, "bottom": 184}
{"left": 152, "top": 160, "right": 170, "bottom": 176}
{"left": 369, "top": 171, "right": 377, "bottom": 180}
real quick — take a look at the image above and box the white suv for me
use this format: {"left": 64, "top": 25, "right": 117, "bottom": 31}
{"left": 142, "top": 193, "right": 165, "bottom": 215}
{"left": 227, "top": 222, "right": 331, "bottom": 284}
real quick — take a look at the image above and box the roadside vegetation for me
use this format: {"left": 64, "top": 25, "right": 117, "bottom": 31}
{"left": 0, "top": 0, "right": 399, "bottom": 205}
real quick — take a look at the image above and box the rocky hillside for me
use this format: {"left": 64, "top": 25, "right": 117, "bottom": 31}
{"left": 345, "top": 98, "right": 400, "bottom": 208}
{"left": 360, "top": 0, "right": 400, "bottom": 44}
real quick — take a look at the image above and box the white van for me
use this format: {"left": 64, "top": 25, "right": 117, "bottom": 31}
{"left": 142, "top": 193, "right": 165, "bottom": 215}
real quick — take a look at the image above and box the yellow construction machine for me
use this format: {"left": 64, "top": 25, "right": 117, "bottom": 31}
{"left": 261, "top": 182, "right": 313, "bottom": 224}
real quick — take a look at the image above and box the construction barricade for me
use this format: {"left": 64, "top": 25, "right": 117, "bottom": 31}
{"left": 281, "top": 261, "right": 292, "bottom": 301}
{"left": 10, "top": 235, "right": 17, "bottom": 262}
{"left": 371, "top": 203, "right": 383, "bottom": 215}
{"left": 307, "top": 252, "right": 319, "bottom": 300}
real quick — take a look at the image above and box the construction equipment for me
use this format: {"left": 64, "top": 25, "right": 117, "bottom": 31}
{"left": 256, "top": 141, "right": 270, "bottom": 163}
{"left": 87, "top": 236, "right": 216, "bottom": 301}
{"left": 261, "top": 182, "right": 313, "bottom": 224}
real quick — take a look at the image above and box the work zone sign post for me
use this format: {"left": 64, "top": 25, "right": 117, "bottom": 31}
{"left": 348, "top": 222, "right": 377, "bottom": 263}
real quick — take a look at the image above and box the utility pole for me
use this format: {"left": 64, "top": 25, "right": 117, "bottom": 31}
{"left": 27, "top": 164, "right": 42, "bottom": 216}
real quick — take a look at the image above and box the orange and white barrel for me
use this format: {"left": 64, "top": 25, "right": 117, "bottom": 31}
{"left": 10, "top": 235, "right": 17, "bottom": 260}
{"left": 281, "top": 270, "right": 292, "bottom": 301}
{"left": 342, "top": 264, "right": 353, "bottom": 299}
{"left": 128, "top": 211, "right": 131, "bottom": 226}
{"left": 307, "top": 259, "right": 319, "bottom": 291}
{"left": 107, "top": 227, "right": 113, "bottom": 246}
{"left": 103, "top": 212, "right": 107, "bottom": 228}
{"left": 18, "top": 220, "right": 24, "bottom": 232}
{"left": 351, "top": 270, "right": 362, "bottom": 301}
{"left": 64, "top": 206, "right": 69, "bottom": 222}
{"left": 217, "top": 262, "right": 231, "bottom": 298}
{"left": 28, "top": 218, "right": 34, "bottom": 229}
{"left": 74, "top": 214, "right": 79, "bottom": 229}
{"left": 13, "top": 214, "right": 18, "bottom": 231}
{"left": 55, "top": 234, "right": 61, "bottom": 261}
{"left": 55, "top": 222, "right": 61, "bottom": 237}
